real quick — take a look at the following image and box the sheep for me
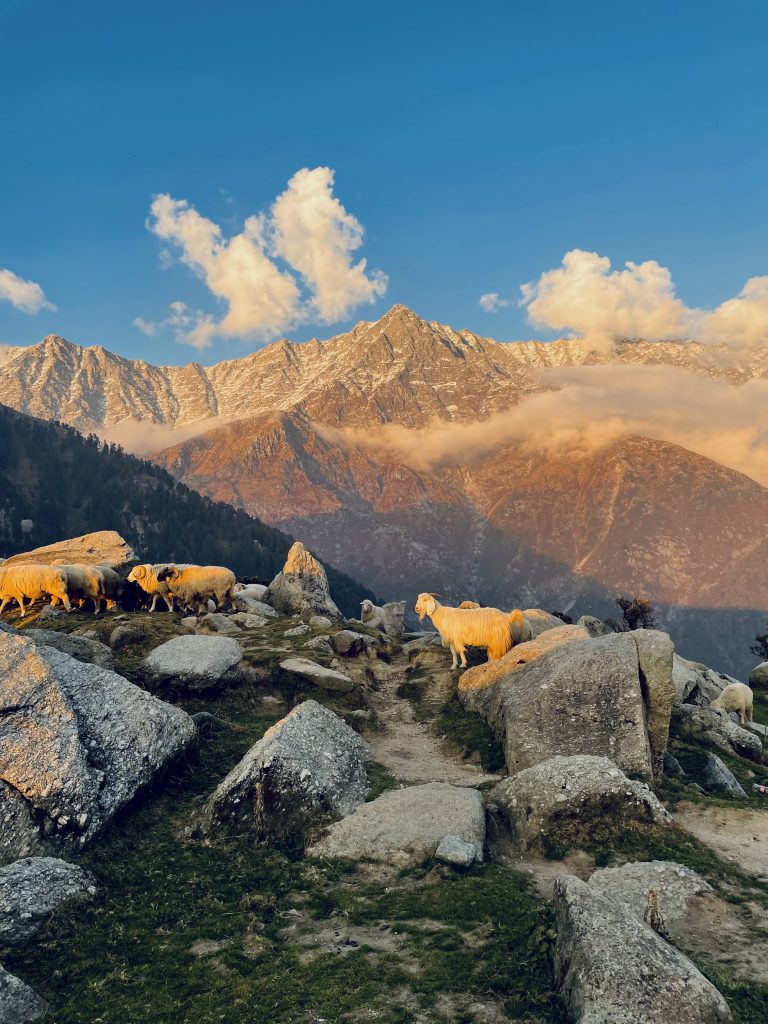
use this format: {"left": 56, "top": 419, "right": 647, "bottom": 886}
{"left": 360, "top": 599, "right": 386, "bottom": 630}
{"left": 126, "top": 563, "right": 194, "bottom": 612}
{"left": 459, "top": 600, "right": 481, "bottom": 609}
{"left": 158, "top": 565, "right": 237, "bottom": 615}
{"left": 414, "top": 592, "right": 529, "bottom": 670}
{"left": 51, "top": 563, "right": 106, "bottom": 614}
{"left": 0, "top": 563, "right": 71, "bottom": 614}
{"left": 96, "top": 565, "right": 121, "bottom": 611}
{"left": 711, "top": 682, "right": 754, "bottom": 726}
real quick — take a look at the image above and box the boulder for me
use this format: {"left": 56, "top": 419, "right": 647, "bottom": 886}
{"left": 35, "top": 605, "right": 66, "bottom": 624}
{"left": 278, "top": 657, "right": 354, "bottom": 692}
{"left": 331, "top": 630, "right": 370, "bottom": 657}
{"left": 308, "top": 782, "right": 485, "bottom": 868}
{"left": 284, "top": 624, "right": 310, "bottom": 637}
{"left": 198, "top": 700, "right": 370, "bottom": 843}
{"left": 231, "top": 612, "right": 269, "bottom": 629}
{"left": 0, "top": 856, "right": 96, "bottom": 945}
{"left": 672, "top": 654, "right": 738, "bottom": 706}
{"left": 263, "top": 541, "right": 341, "bottom": 619}
{"left": 0, "top": 621, "right": 18, "bottom": 635}
{"left": 589, "top": 860, "right": 713, "bottom": 928}
{"left": 4, "top": 530, "right": 135, "bottom": 569}
{"left": 633, "top": 630, "right": 676, "bottom": 778}
{"left": 699, "top": 752, "right": 747, "bottom": 797}
{"left": 0, "top": 966, "right": 48, "bottom": 1022}
{"left": 435, "top": 834, "right": 477, "bottom": 867}
{"left": 198, "top": 612, "right": 241, "bottom": 636}
{"left": 553, "top": 874, "right": 731, "bottom": 1024}
{"left": 142, "top": 635, "right": 244, "bottom": 690}
{"left": 25, "top": 628, "right": 115, "bottom": 670}
{"left": 670, "top": 703, "right": 763, "bottom": 763}
{"left": 309, "top": 615, "right": 333, "bottom": 629}
{"left": 489, "top": 756, "right": 670, "bottom": 853}
{"left": 749, "top": 661, "right": 768, "bottom": 689}
{"left": 234, "top": 592, "right": 278, "bottom": 616}
{"left": 481, "top": 632, "right": 674, "bottom": 782}
{"left": 577, "top": 614, "right": 611, "bottom": 637}
{"left": 302, "top": 635, "right": 334, "bottom": 655}
{"left": 0, "top": 632, "right": 195, "bottom": 864}
{"left": 380, "top": 601, "right": 406, "bottom": 637}
{"left": 108, "top": 624, "right": 143, "bottom": 650}
{"left": 458, "top": 624, "right": 589, "bottom": 716}
{"left": 521, "top": 608, "right": 564, "bottom": 638}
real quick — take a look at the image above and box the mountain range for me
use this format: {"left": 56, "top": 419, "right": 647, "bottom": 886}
{"left": 2, "top": 304, "right": 767, "bottom": 675}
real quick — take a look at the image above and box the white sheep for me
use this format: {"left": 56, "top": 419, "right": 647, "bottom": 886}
{"left": 96, "top": 566, "right": 121, "bottom": 611}
{"left": 360, "top": 599, "right": 386, "bottom": 630}
{"left": 414, "top": 592, "right": 529, "bottom": 670}
{"left": 360, "top": 599, "right": 406, "bottom": 636}
{"left": 158, "top": 565, "right": 237, "bottom": 614}
{"left": 51, "top": 563, "right": 106, "bottom": 614}
{"left": 0, "top": 563, "right": 71, "bottom": 614}
{"left": 459, "top": 600, "right": 481, "bottom": 609}
{"left": 126, "top": 563, "right": 194, "bottom": 612}
{"left": 711, "top": 682, "right": 754, "bottom": 726}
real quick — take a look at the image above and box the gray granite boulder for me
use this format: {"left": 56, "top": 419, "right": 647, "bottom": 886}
{"left": 0, "top": 856, "right": 96, "bottom": 945}
{"left": 0, "top": 632, "right": 196, "bottom": 863}
{"left": 198, "top": 612, "right": 241, "bottom": 636}
{"left": 308, "top": 782, "right": 485, "bottom": 868}
{"left": 198, "top": 700, "right": 370, "bottom": 843}
{"left": 489, "top": 756, "right": 670, "bottom": 853}
{"left": 234, "top": 594, "right": 278, "bottom": 617}
{"left": 142, "top": 635, "right": 244, "bottom": 690}
{"left": 749, "top": 661, "right": 768, "bottom": 689}
{"left": 699, "top": 752, "right": 747, "bottom": 797}
{"left": 26, "top": 628, "right": 115, "bottom": 669}
{"left": 263, "top": 542, "right": 341, "bottom": 619}
{"left": 4, "top": 530, "right": 135, "bottom": 570}
{"left": 278, "top": 657, "right": 354, "bottom": 692}
{"left": 672, "top": 654, "right": 737, "bottom": 706}
{"left": 589, "top": 860, "right": 713, "bottom": 928}
{"left": 553, "top": 874, "right": 731, "bottom": 1024}
{"left": 331, "top": 630, "right": 371, "bottom": 657}
{"left": 0, "top": 966, "right": 48, "bottom": 1022}
{"left": 670, "top": 703, "right": 763, "bottom": 763}
{"left": 480, "top": 631, "right": 674, "bottom": 782}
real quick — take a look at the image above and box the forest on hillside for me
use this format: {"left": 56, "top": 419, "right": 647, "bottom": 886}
{"left": 0, "top": 404, "right": 375, "bottom": 615}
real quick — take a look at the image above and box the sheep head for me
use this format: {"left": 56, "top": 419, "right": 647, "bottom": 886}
{"left": 415, "top": 592, "right": 438, "bottom": 620}
{"left": 127, "top": 566, "right": 146, "bottom": 582}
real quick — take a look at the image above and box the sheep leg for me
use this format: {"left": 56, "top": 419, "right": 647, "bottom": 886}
{"left": 449, "top": 645, "right": 459, "bottom": 670}
{"left": 93, "top": 595, "right": 102, "bottom": 615}
{"left": 163, "top": 595, "right": 175, "bottom": 612}
{"left": 746, "top": 706, "right": 753, "bottom": 723}
{"left": 148, "top": 593, "right": 158, "bottom": 613}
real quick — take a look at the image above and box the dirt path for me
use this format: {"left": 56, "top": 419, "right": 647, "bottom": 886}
{"left": 364, "top": 653, "right": 502, "bottom": 788}
{"left": 673, "top": 801, "right": 768, "bottom": 880}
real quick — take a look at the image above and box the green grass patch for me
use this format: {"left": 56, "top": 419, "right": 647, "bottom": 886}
{"left": 433, "top": 696, "right": 505, "bottom": 773}
{"left": 697, "top": 964, "right": 768, "bottom": 1024}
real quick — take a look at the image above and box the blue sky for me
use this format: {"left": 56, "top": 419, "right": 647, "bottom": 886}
{"left": 1, "top": 0, "right": 767, "bottom": 364}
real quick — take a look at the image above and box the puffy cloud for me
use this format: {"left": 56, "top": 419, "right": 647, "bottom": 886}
{"left": 133, "top": 301, "right": 214, "bottom": 350}
{"left": 520, "top": 249, "right": 693, "bottom": 351}
{"left": 97, "top": 415, "right": 227, "bottom": 456}
{"left": 318, "top": 364, "right": 768, "bottom": 486}
{"left": 132, "top": 316, "right": 156, "bottom": 336}
{"left": 479, "top": 292, "right": 510, "bottom": 313}
{"left": 519, "top": 249, "right": 768, "bottom": 351}
{"left": 699, "top": 276, "right": 768, "bottom": 349}
{"left": 0, "top": 267, "right": 55, "bottom": 314}
{"left": 271, "top": 167, "right": 388, "bottom": 322}
{"left": 146, "top": 168, "right": 386, "bottom": 348}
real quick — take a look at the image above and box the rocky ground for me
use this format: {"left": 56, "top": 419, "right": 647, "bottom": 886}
{"left": 1, "top": 550, "right": 767, "bottom": 1023}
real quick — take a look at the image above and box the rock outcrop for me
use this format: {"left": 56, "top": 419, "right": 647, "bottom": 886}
{"left": 749, "top": 661, "right": 768, "bottom": 688}
{"left": 4, "top": 530, "right": 135, "bottom": 569}
{"left": 142, "top": 635, "right": 244, "bottom": 690}
{"left": 198, "top": 700, "right": 369, "bottom": 843}
{"left": 489, "top": 756, "right": 670, "bottom": 852}
{"left": 553, "top": 874, "right": 731, "bottom": 1024}
{"left": 0, "top": 632, "right": 196, "bottom": 863}
{"left": 0, "top": 965, "right": 48, "bottom": 1022}
{"left": 589, "top": 860, "right": 713, "bottom": 928}
{"left": 672, "top": 654, "right": 736, "bottom": 705}
{"left": 308, "top": 782, "right": 485, "bottom": 868}
{"left": 263, "top": 542, "right": 341, "bottom": 619}
{"left": 670, "top": 703, "right": 763, "bottom": 763}
{"left": 278, "top": 657, "right": 354, "bottom": 692}
{"left": 25, "top": 628, "right": 115, "bottom": 669}
{"left": 0, "top": 856, "right": 96, "bottom": 945}
{"left": 465, "top": 631, "right": 675, "bottom": 782}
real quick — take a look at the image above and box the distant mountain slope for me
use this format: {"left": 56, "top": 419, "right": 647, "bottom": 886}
{"left": 0, "top": 404, "right": 375, "bottom": 616}
{"left": 3, "top": 306, "right": 768, "bottom": 437}
{"left": 155, "top": 413, "right": 768, "bottom": 675}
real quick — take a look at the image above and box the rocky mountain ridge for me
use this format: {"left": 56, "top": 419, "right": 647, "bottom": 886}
{"left": 3, "top": 305, "right": 768, "bottom": 434}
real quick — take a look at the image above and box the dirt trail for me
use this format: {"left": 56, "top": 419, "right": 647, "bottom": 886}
{"left": 673, "top": 801, "right": 768, "bottom": 880}
{"left": 363, "top": 651, "right": 502, "bottom": 788}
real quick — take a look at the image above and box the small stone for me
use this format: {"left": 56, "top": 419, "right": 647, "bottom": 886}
{"left": 435, "top": 834, "right": 478, "bottom": 867}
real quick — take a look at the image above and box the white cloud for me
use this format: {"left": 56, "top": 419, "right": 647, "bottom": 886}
{"left": 132, "top": 301, "right": 215, "bottom": 350}
{"left": 479, "top": 292, "right": 510, "bottom": 313}
{"left": 0, "top": 267, "right": 55, "bottom": 315}
{"left": 146, "top": 168, "right": 387, "bottom": 349}
{"left": 132, "top": 316, "right": 157, "bottom": 336}
{"left": 699, "top": 275, "right": 768, "bottom": 349}
{"left": 270, "top": 167, "right": 388, "bottom": 322}
{"left": 519, "top": 249, "right": 768, "bottom": 351}
{"left": 520, "top": 249, "right": 693, "bottom": 351}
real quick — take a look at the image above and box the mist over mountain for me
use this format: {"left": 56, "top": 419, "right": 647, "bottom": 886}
{"left": 3, "top": 304, "right": 768, "bottom": 674}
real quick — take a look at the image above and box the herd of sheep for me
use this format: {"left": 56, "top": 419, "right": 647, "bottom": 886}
{"left": 0, "top": 561, "right": 237, "bottom": 617}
